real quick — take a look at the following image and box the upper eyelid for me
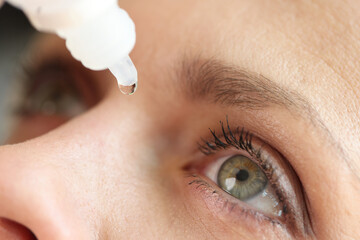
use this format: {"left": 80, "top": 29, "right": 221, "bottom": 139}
{"left": 179, "top": 57, "right": 356, "bottom": 180}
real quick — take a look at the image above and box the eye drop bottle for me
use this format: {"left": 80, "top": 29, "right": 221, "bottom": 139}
{"left": 4, "top": 0, "right": 137, "bottom": 94}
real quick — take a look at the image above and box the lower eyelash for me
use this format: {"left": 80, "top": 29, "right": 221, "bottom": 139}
{"left": 186, "top": 173, "right": 284, "bottom": 227}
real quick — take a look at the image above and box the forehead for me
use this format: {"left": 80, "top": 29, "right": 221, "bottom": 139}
{"left": 124, "top": 0, "right": 360, "bottom": 163}
{"left": 128, "top": 0, "right": 360, "bottom": 98}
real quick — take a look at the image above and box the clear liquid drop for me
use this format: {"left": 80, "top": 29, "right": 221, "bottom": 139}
{"left": 118, "top": 83, "right": 137, "bottom": 95}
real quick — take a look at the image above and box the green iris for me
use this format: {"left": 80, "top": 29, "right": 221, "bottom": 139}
{"left": 217, "top": 155, "right": 267, "bottom": 200}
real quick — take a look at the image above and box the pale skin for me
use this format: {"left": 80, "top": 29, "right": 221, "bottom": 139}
{"left": 0, "top": 0, "right": 359, "bottom": 239}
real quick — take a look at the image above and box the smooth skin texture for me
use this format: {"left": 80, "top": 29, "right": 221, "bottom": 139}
{"left": 0, "top": 0, "right": 359, "bottom": 239}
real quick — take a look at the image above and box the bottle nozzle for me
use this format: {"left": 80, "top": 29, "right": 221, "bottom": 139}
{"left": 109, "top": 55, "right": 138, "bottom": 95}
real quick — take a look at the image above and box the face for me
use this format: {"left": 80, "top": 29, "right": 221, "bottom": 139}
{"left": 0, "top": 0, "right": 359, "bottom": 239}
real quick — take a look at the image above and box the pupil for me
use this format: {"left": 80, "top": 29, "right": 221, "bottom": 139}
{"left": 236, "top": 169, "right": 249, "bottom": 182}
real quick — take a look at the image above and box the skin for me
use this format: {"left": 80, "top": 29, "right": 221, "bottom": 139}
{"left": 0, "top": 0, "right": 359, "bottom": 239}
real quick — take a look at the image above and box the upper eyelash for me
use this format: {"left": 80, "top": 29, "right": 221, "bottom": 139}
{"left": 198, "top": 116, "right": 260, "bottom": 158}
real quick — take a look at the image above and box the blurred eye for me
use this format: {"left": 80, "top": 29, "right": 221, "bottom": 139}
{"left": 205, "top": 154, "right": 282, "bottom": 217}
{"left": 18, "top": 58, "right": 99, "bottom": 118}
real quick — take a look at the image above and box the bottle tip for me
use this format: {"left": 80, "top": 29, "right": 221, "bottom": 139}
{"left": 109, "top": 56, "right": 138, "bottom": 95}
{"left": 118, "top": 82, "right": 137, "bottom": 95}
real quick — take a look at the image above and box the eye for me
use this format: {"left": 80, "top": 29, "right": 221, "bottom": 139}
{"left": 205, "top": 154, "right": 283, "bottom": 217}
{"left": 186, "top": 119, "right": 312, "bottom": 236}
{"left": 18, "top": 58, "right": 99, "bottom": 118}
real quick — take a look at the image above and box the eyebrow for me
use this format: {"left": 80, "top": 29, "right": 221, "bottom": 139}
{"left": 178, "top": 57, "right": 359, "bottom": 180}
{"left": 180, "top": 58, "right": 310, "bottom": 111}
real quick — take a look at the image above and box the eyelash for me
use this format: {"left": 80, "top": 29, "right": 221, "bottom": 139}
{"left": 198, "top": 118, "right": 260, "bottom": 156}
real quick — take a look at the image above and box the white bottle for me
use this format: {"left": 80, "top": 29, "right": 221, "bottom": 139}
{"left": 3, "top": 0, "right": 138, "bottom": 94}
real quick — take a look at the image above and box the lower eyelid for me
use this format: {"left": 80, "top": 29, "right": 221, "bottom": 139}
{"left": 184, "top": 174, "right": 291, "bottom": 238}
